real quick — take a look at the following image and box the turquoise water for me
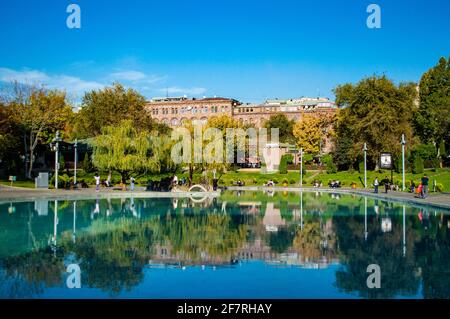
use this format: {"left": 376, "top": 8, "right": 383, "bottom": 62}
{"left": 0, "top": 191, "right": 449, "bottom": 299}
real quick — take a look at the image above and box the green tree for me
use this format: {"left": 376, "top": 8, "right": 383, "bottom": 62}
{"left": 334, "top": 76, "right": 417, "bottom": 169}
{"left": 89, "top": 120, "right": 167, "bottom": 182}
{"left": 73, "top": 83, "right": 170, "bottom": 139}
{"left": 263, "top": 114, "right": 295, "bottom": 144}
{"left": 413, "top": 57, "right": 450, "bottom": 151}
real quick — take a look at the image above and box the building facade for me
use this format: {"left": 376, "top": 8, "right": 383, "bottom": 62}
{"left": 145, "top": 96, "right": 337, "bottom": 127}
{"left": 146, "top": 96, "right": 240, "bottom": 126}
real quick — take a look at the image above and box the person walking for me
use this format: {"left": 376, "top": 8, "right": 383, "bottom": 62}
{"left": 382, "top": 176, "right": 390, "bottom": 194}
{"left": 130, "top": 176, "right": 135, "bottom": 192}
{"left": 373, "top": 177, "right": 379, "bottom": 194}
{"left": 421, "top": 174, "right": 429, "bottom": 198}
{"left": 94, "top": 173, "right": 101, "bottom": 192}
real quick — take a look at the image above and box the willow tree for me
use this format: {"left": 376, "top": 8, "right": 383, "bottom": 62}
{"left": 89, "top": 120, "right": 165, "bottom": 183}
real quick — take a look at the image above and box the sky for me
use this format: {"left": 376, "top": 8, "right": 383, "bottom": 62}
{"left": 0, "top": 0, "right": 449, "bottom": 104}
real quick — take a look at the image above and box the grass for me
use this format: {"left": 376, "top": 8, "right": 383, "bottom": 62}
{"left": 2, "top": 168, "right": 449, "bottom": 192}
{"left": 0, "top": 180, "right": 36, "bottom": 188}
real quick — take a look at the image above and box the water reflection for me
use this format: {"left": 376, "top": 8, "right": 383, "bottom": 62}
{"left": 0, "top": 191, "right": 449, "bottom": 298}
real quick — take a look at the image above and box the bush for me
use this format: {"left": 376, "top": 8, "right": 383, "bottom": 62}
{"left": 413, "top": 157, "right": 424, "bottom": 174}
{"left": 289, "top": 179, "right": 296, "bottom": 184}
{"left": 326, "top": 162, "right": 337, "bottom": 174}
{"left": 279, "top": 154, "right": 293, "bottom": 174}
{"left": 436, "top": 183, "right": 444, "bottom": 192}
{"left": 358, "top": 161, "right": 365, "bottom": 173}
{"left": 322, "top": 154, "right": 337, "bottom": 173}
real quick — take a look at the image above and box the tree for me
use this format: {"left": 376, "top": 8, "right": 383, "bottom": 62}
{"left": 4, "top": 83, "right": 73, "bottom": 179}
{"left": 89, "top": 120, "right": 168, "bottom": 182}
{"left": 263, "top": 114, "right": 295, "bottom": 144}
{"left": 334, "top": 76, "right": 417, "bottom": 169}
{"left": 293, "top": 113, "right": 335, "bottom": 154}
{"left": 73, "top": 83, "right": 170, "bottom": 139}
{"left": 414, "top": 57, "right": 450, "bottom": 151}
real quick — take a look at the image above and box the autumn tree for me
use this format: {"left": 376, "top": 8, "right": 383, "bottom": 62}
{"left": 2, "top": 83, "right": 73, "bottom": 178}
{"left": 293, "top": 112, "right": 335, "bottom": 154}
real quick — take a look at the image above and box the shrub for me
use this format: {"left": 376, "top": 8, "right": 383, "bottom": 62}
{"left": 436, "top": 183, "right": 444, "bottom": 192}
{"left": 322, "top": 154, "right": 337, "bottom": 173}
{"left": 358, "top": 161, "right": 365, "bottom": 173}
{"left": 413, "top": 157, "right": 424, "bottom": 174}
{"left": 279, "top": 154, "right": 293, "bottom": 174}
{"left": 326, "top": 162, "right": 337, "bottom": 174}
{"left": 289, "top": 179, "right": 296, "bottom": 184}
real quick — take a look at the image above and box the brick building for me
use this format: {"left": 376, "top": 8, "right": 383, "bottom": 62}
{"left": 145, "top": 96, "right": 337, "bottom": 127}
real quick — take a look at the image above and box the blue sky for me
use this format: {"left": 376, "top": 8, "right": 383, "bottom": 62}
{"left": 0, "top": 0, "right": 449, "bottom": 103}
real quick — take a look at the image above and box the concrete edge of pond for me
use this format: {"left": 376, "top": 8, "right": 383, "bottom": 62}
{"left": 225, "top": 186, "right": 450, "bottom": 211}
{"left": 1, "top": 185, "right": 449, "bottom": 211}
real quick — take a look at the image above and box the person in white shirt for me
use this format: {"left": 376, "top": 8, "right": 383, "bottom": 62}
{"left": 94, "top": 173, "right": 101, "bottom": 192}
{"left": 373, "top": 177, "right": 379, "bottom": 193}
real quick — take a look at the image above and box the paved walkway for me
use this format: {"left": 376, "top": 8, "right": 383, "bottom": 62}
{"left": 0, "top": 185, "right": 220, "bottom": 203}
{"left": 1, "top": 184, "right": 449, "bottom": 210}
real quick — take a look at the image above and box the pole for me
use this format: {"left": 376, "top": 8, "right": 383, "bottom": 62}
{"left": 300, "top": 148, "right": 303, "bottom": 187}
{"left": 74, "top": 139, "right": 78, "bottom": 186}
{"left": 401, "top": 134, "right": 406, "bottom": 191}
{"left": 363, "top": 143, "right": 367, "bottom": 189}
{"left": 54, "top": 131, "right": 59, "bottom": 189}
{"left": 364, "top": 196, "right": 368, "bottom": 240}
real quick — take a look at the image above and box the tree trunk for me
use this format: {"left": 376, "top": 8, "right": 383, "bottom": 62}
{"left": 23, "top": 133, "right": 28, "bottom": 178}
{"left": 189, "top": 165, "right": 193, "bottom": 187}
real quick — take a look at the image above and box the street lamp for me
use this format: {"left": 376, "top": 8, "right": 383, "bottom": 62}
{"left": 52, "top": 131, "right": 62, "bottom": 189}
{"left": 401, "top": 134, "right": 406, "bottom": 191}
{"left": 73, "top": 139, "right": 78, "bottom": 187}
{"left": 299, "top": 148, "right": 303, "bottom": 187}
{"left": 363, "top": 143, "right": 368, "bottom": 189}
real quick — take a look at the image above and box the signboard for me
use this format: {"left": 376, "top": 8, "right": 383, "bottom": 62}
{"left": 380, "top": 153, "right": 392, "bottom": 169}
{"left": 8, "top": 176, "right": 16, "bottom": 182}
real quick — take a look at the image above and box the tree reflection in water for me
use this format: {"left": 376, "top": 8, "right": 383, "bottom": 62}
{"left": 0, "top": 192, "right": 448, "bottom": 298}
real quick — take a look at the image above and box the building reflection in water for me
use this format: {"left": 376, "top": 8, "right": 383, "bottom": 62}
{"left": 0, "top": 191, "right": 449, "bottom": 298}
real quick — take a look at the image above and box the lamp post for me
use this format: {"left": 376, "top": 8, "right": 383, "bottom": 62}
{"left": 401, "top": 134, "right": 406, "bottom": 191}
{"left": 363, "top": 143, "right": 368, "bottom": 189}
{"left": 299, "top": 148, "right": 303, "bottom": 187}
{"left": 73, "top": 139, "right": 78, "bottom": 187}
{"left": 52, "top": 131, "right": 62, "bottom": 189}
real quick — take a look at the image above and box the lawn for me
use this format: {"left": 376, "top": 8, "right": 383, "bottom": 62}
{"left": 2, "top": 168, "right": 449, "bottom": 192}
